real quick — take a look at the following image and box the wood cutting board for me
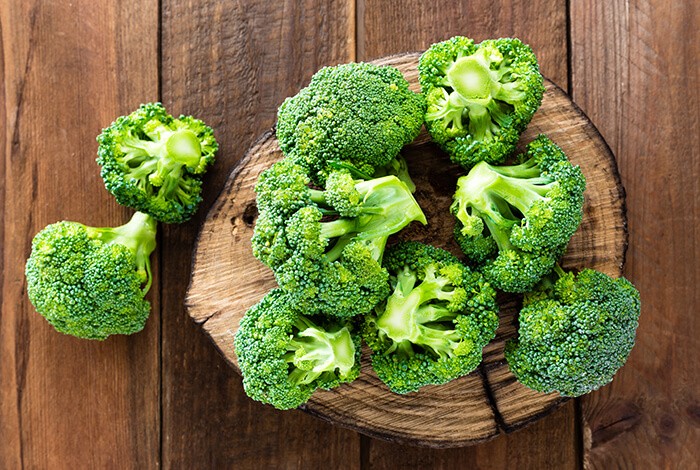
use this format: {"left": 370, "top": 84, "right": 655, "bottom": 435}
{"left": 185, "top": 52, "right": 626, "bottom": 447}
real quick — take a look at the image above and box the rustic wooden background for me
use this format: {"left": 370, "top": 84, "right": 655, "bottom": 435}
{"left": 1, "top": 0, "right": 697, "bottom": 468}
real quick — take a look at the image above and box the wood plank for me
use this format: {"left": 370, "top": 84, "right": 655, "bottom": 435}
{"left": 358, "top": 0, "right": 577, "bottom": 464}
{"left": 362, "top": 402, "right": 579, "bottom": 469}
{"left": 571, "top": 0, "right": 700, "bottom": 467}
{"left": 159, "top": 1, "right": 361, "bottom": 467}
{"left": 358, "top": 0, "right": 568, "bottom": 90}
{"left": 0, "top": 0, "right": 159, "bottom": 467}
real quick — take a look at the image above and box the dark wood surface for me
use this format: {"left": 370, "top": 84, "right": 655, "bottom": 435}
{"left": 1, "top": 0, "right": 696, "bottom": 468}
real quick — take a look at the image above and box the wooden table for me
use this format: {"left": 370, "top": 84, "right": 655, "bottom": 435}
{"left": 1, "top": 1, "right": 697, "bottom": 468}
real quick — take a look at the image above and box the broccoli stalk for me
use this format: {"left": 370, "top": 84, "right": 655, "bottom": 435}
{"left": 364, "top": 242, "right": 499, "bottom": 394}
{"left": 286, "top": 316, "right": 356, "bottom": 385}
{"left": 85, "top": 211, "right": 157, "bottom": 292}
{"left": 25, "top": 212, "right": 157, "bottom": 340}
{"left": 376, "top": 265, "right": 465, "bottom": 355}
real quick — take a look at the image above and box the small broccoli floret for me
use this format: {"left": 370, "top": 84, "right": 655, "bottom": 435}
{"left": 234, "top": 289, "right": 361, "bottom": 410}
{"left": 363, "top": 242, "right": 499, "bottom": 394}
{"left": 25, "top": 212, "right": 157, "bottom": 340}
{"left": 97, "top": 103, "right": 218, "bottom": 223}
{"left": 452, "top": 135, "right": 585, "bottom": 292}
{"left": 277, "top": 63, "right": 426, "bottom": 184}
{"left": 419, "top": 37, "right": 544, "bottom": 168}
{"left": 252, "top": 160, "right": 426, "bottom": 317}
{"left": 505, "top": 266, "right": 641, "bottom": 397}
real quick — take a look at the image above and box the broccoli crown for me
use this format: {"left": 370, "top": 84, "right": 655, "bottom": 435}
{"left": 252, "top": 160, "right": 426, "bottom": 318}
{"left": 452, "top": 135, "right": 585, "bottom": 292}
{"left": 97, "top": 103, "right": 218, "bottom": 224}
{"left": 505, "top": 267, "right": 641, "bottom": 397}
{"left": 363, "top": 241, "right": 499, "bottom": 394}
{"left": 25, "top": 212, "right": 157, "bottom": 340}
{"left": 419, "top": 37, "right": 544, "bottom": 168}
{"left": 276, "top": 62, "right": 426, "bottom": 184}
{"left": 234, "top": 289, "right": 361, "bottom": 410}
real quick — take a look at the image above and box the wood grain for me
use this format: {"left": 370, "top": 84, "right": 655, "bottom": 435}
{"left": 159, "top": 1, "right": 361, "bottom": 467}
{"left": 186, "top": 53, "right": 626, "bottom": 448}
{"left": 571, "top": 1, "right": 700, "bottom": 468}
{"left": 0, "top": 0, "right": 160, "bottom": 467}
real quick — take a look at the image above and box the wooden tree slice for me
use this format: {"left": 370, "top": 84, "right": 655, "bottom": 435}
{"left": 185, "top": 53, "right": 627, "bottom": 447}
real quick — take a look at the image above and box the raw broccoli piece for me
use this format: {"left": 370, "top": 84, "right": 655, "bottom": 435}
{"left": 452, "top": 135, "right": 585, "bottom": 292}
{"left": 276, "top": 62, "right": 426, "bottom": 184}
{"left": 234, "top": 289, "right": 361, "bottom": 410}
{"left": 252, "top": 160, "right": 426, "bottom": 318}
{"left": 419, "top": 37, "right": 544, "bottom": 168}
{"left": 363, "top": 242, "right": 499, "bottom": 394}
{"left": 97, "top": 103, "right": 218, "bottom": 223}
{"left": 505, "top": 266, "right": 641, "bottom": 397}
{"left": 25, "top": 212, "right": 157, "bottom": 340}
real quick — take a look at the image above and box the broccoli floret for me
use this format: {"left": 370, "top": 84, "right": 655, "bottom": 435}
{"left": 505, "top": 266, "right": 641, "bottom": 397}
{"left": 97, "top": 103, "right": 218, "bottom": 223}
{"left": 276, "top": 62, "right": 426, "bottom": 184}
{"left": 252, "top": 160, "right": 426, "bottom": 318}
{"left": 25, "top": 212, "right": 157, "bottom": 340}
{"left": 234, "top": 289, "right": 361, "bottom": 410}
{"left": 452, "top": 135, "right": 585, "bottom": 292}
{"left": 419, "top": 37, "right": 544, "bottom": 168}
{"left": 363, "top": 242, "right": 498, "bottom": 394}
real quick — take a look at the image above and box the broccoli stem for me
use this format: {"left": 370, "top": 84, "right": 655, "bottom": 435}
{"left": 376, "top": 265, "right": 460, "bottom": 356}
{"left": 454, "top": 160, "right": 556, "bottom": 249}
{"left": 309, "top": 189, "right": 327, "bottom": 206}
{"left": 285, "top": 317, "right": 356, "bottom": 385}
{"left": 86, "top": 212, "right": 157, "bottom": 293}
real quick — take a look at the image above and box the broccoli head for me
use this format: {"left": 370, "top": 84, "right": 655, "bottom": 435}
{"left": 276, "top": 62, "right": 426, "bottom": 184}
{"left": 419, "top": 37, "right": 544, "bottom": 168}
{"left": 363, "top": 242, "right": 499, "bottom": 394}
{"left": 252, "top": 159, "right": 426, "bottom": 318}
{"left": 25, "top": 212, "right": 157, "bottom": 340}
{"left": 234, "top": 289, "right": 361, "bottom": 410}
{"left": 505, "top": 266, "right": 641, "bottom": 397}
{"left": 97, "top": 103, "right": 218, "bottom": 224}
{"left": 452, "top": 135, "right": 585, "bottom": 292}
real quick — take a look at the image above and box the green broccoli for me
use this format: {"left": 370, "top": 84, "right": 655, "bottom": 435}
{"left": 25, "top": 212, "right": 157, "bottom": 340}
{"left": 276, "top": 62, "right": 426, "bottom": 184}
{"left": 505, "top": 265, "right": 641, "bottom": 397}
{"left": 419, "top": 37, "right": 544, "bottom": 169}
{"left": 252, "top": 159, "right": 426, "bottom": 318}
{"left": 452, "top": 135, "right": 585, "bottom": 292}
{"left": 97, "top": 103, "right": 218, "bottom": 224}
{"left": 234, "top": 289, "right": 361, "bottom": 410}
{"left": 363, "top": 242, "right": 499, "bottom": 394}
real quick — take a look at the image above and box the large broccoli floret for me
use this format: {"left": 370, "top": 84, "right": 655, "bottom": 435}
{"left": 452, "top": 135, "right": 585, "bottom": 292}
{"left": 363, "top": 242, "right": 499, "bottom": 394}
{"left": 276, "top": 62, "right": 426, "bottom": 184}
{"left": 25, "top": 212, "right": 157, "bottom": 340}
{"left": 505, "top": 266, "right": 641, "bottom": 397}
{"left": 252, "top": 160, "right": 426, "bottom": 318}
{"left": 97, "top": 103, "right": 218, "bottom": 224}
{"left": 234, "top": 289, "right": 361, "bottom": 410}
{"left": 419, "top": 37, "right": 544, "bottom": 169}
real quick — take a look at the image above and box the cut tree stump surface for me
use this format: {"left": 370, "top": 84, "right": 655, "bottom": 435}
{"left": 185, "top": 53, "right": 627, "bottom": 447}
